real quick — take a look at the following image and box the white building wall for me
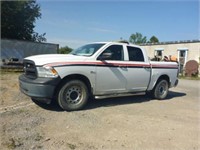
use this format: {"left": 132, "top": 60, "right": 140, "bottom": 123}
{"left": 141, "top": 42, "right": 200, "bottom": 63}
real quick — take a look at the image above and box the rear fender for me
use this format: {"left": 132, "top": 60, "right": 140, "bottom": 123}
{"left": 147, "top": 74, "right": 170, "bottom": 91}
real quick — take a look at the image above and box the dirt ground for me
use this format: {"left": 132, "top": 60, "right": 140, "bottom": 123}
{"left": 0, "top": 72, "right": 199, "bottom": 150}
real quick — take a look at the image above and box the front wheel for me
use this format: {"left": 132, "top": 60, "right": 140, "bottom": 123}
{"left": 152, "top": 79, "right": 169, "bottom": 100}
{"left": 57, "top": 80, "right": 89, "bottom": 111}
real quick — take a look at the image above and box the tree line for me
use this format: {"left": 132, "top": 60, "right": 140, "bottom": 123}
{"left": 59, "top": 33, "right": 159, "bottom": 54}
{"left": 129, "top": 32, "right": 159, "bottom": 44}
{"left": 1, "top": 0, "right": 46, "bottom": 42}
{"left": 1, "top": 0, "right": 159, "bottom": 54}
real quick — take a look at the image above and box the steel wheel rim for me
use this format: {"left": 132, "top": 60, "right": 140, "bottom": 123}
{"left": 65, "top": 85, "right": 82, "bottom": 105}
{"left": 157, "top": 81, "right": 167, "bottom": 96}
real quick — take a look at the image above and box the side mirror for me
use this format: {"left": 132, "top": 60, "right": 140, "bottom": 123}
{"left": 98, "top": 52, "right": 112, "bottom": 60}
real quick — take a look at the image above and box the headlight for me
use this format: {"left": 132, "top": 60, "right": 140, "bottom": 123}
{"left": 36, "top": 66, "right": 58, "bottom": 78}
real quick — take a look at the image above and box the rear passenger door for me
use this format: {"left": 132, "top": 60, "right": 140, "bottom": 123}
{"left": 125, "top": 46, "right": 151, "bottom": 92}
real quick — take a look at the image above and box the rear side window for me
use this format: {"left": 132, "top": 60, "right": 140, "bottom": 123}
{"left": 127, "top": 46, "right": 144, "bottom": 62}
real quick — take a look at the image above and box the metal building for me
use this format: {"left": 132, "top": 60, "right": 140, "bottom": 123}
{"left": 1, "top": 39, "right": 59, "bottom": 68}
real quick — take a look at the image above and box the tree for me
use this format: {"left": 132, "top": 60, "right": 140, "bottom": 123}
{"left": 1, "top": 0, "right": 46, "bottom": 42}
{"left": 58, "top": 46, "right": 73, "bottom": 54}
{"left": 149, "top": 36, "right": 159, "bottom": 43}
{"left": 129, "top": 32, "right": 147, "bottom": 44}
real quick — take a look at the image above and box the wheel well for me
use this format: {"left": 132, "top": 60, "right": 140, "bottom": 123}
{"left": 157, "top": 75, "right": 170, "bottom": 86}
{"left": 54, "top": 74, "right": 92, "bottom": 99}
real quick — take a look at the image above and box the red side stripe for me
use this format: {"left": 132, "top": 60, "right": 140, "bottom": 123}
{"left": 44, "top": 61, "right": 177, "bottom": 68}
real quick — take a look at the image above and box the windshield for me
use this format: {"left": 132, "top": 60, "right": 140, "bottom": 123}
{"left": 70, "top": 43, "right": 105, "bottom": 56}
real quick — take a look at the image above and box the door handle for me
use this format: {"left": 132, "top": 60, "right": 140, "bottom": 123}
{"left": 143, "top": 66, "right": 149, "bottom": 69}
{"left": 143, "top": 66, "right": 150, "bottom": 71}
{"left": 119, "top": 65, "right": 127, "bottom": 68}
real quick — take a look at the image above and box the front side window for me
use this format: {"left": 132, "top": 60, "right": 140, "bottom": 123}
{"left": 98, "top": 45, "right": 124, "bottom": 61}
{"left": 127, "top": 46, "right": 144, "bottom": 62}
{"left": 70, "top": 43, "right": 105, "bottom": 56}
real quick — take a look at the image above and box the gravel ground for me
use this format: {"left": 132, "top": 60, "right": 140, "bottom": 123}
{"left": 0, "top": 72, "right": 199, "bottom": 150}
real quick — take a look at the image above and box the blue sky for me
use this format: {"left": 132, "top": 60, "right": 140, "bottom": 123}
{"left": 35, "top": 0, "right": 199, "bottom": 48}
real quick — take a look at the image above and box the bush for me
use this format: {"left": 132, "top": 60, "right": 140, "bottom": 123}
{"left": 58, "top": 46, "right": 73, "bottom": 54}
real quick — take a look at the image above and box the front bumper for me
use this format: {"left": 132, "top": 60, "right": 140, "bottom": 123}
{"left": 19, "top": 74, "right": 61, "bottom": 103}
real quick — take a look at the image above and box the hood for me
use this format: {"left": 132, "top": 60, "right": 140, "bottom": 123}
{"left": 25, "top": 54, "right": 88, "bottom": 66}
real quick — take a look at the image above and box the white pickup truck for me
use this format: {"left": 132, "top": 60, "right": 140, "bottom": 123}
{"left": 19, "top": 41, "right": 179, "bottom": 111}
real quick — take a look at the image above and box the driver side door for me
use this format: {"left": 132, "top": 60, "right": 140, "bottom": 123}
{"left": 95, "top": 44, "right": 127, "bottom": 95}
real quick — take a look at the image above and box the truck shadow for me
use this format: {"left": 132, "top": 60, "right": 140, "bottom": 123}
{"left": 85, "top": 91, "right": 186, "bottom": 110}
{"left": 166, "top": 91, "right": 187, "bottom": 99}
{"left": 31, "top": 99, "right": 63, "bottom": 112}
{"left": 86, "top": 95, "right": 150, "bottom": 110}
{"left": 32, "top": 91, "right": 186, "bottom": 112}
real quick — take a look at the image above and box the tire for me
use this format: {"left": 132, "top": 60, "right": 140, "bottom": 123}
{"left": 57, "top": 80, "right": 89, "bottom": 111}
{"left": 152, "top": 79, "right": 169, "bottom": 100}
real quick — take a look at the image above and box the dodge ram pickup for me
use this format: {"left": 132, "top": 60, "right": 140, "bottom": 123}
{"left": 19, "top": 41, "right": 179, "bottom": 111}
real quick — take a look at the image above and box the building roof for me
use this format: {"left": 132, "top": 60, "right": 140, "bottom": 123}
{"left": 140, "top": 39, "right": 200, "bottom": 46}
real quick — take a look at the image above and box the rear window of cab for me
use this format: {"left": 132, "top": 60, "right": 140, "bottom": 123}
{"left": 127, "top": 46, "right": 144, "bottom": 62}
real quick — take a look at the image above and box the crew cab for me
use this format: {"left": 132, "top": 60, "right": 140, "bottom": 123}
{"left": 19, "top": 41, "right": 179, "bottom": 111}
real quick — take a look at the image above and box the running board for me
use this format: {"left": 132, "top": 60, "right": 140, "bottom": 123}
{"left": 95, "top": 92, "right": 146, "bottom": 99}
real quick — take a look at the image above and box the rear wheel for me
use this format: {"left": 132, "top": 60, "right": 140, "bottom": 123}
{"left": 57, "top": 80, "right": 89, "bottom": 111}
{"left": 152, "top": 79, "right": 169, "bottom": 100}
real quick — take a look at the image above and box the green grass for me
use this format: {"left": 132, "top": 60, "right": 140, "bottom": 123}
{"left": 67, "top": 143, "right": 77, "bottom": 150}
{"left": 0, "top": 68, "right": 23, "bottom": 74}
{"left": 178, "top": 75, "right": 200, "bottom": 80}
{"left": 3, "top": 138, "right": 23, "bottom": 149}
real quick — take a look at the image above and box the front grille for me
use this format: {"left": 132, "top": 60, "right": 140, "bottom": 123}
{"left": 23, "top": 60, "right": 37, "bottom": 78}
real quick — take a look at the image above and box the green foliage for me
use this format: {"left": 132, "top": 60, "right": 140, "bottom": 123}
{"left": 178, "top": 74, "right": 200, "bottom": 80}
{"left": 1, "top": 0, "right": 46, "bottom": 42}
{"left": 149, "top": 36, "right": 159, "bottom": 43}
{"left": 32, "top": 33, "right": 46, "bottom": 43}
{"left": 129, "top": 32, "right": 147, "bottom": 44}
{"left": 129, "top": 33, "right": 160, "bottom": 44}
{"left": 58, "top": 46, "right": 73, "bottom": 54}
